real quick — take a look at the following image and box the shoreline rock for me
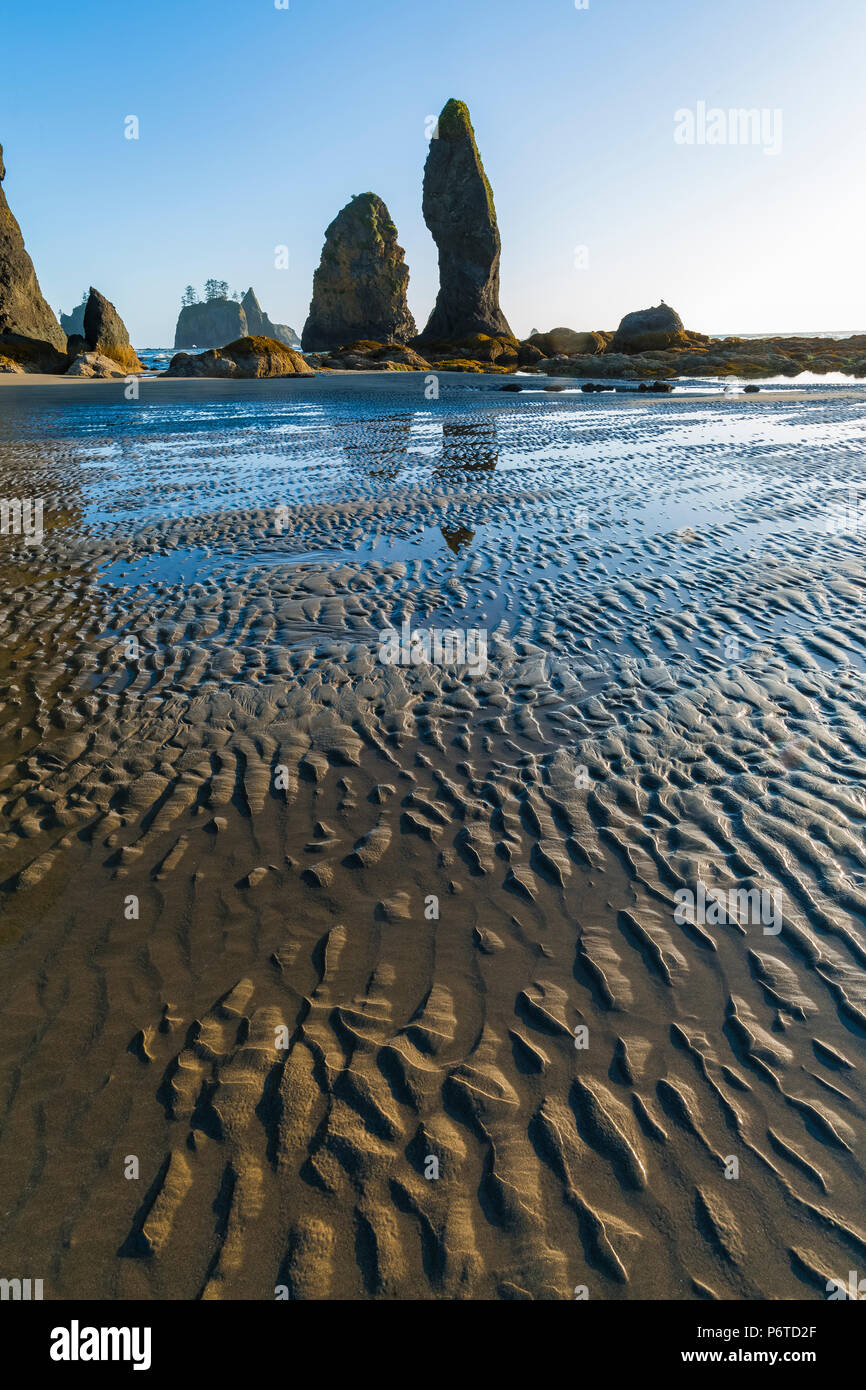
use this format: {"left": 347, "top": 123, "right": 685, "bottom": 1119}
{"left": 613, "top": 303, "right": 690, "bottom": 353}
{"left": 529, "top": 327, "right": 609, "bottom": 358}
{"left": 164, "top": 335, "right": 315, "bottom": 379}
{"left": 531, "top": 333, "right": 866, "bottom": 380}
{"left": 66, "top": 350, "right": 127, "bottom": 379}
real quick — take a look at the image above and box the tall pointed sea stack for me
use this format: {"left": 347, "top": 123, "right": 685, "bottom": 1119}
{"left": 301, "top": 193, "right": 416, "bottom": 351}
{"left": 0, "top": 142, "right": 66, "bottom": 351}
{"left": 83, "top": 287, "right": 143, "bottom": 371}
{"left": 419, "top": 99, "right": 511, "bottom": 341}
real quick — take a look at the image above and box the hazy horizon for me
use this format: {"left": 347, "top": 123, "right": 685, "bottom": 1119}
{"left": 4, "top": 0, "right": 865, "bottom": 345}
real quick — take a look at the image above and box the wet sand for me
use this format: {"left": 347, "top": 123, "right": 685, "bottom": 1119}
{"left": 1, "top": 378, "right": 865, "bottom": 1299}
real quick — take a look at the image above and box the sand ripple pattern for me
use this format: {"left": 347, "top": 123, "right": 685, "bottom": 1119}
{"left": 1, "top": 384, "right": 865, "bottom": 1299}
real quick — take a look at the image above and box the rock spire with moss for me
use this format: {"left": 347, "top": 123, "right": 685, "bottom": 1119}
{"left": 301, "top": 193, "right": 416, "bottom": 352}
{"left": 418, "top": 99, "right": 511, "bottom": 341}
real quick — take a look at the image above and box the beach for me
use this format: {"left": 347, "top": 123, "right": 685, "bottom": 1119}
{"left": 1, "top": 375, "right": 865, "bottom": 1300}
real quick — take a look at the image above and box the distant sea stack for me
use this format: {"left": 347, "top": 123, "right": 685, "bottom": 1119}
{"left": 0, "top": 141, "right": 67, "bottom": 352}
{"left": 83, "top": 287, "right": 143, "bottom": 372}
{"left": 60, "top": 294, "right": 87, "bottom": 338}
{"left": 301, "top": 193, "right": 416, "bottom": 352}
{"left": 174, "top": 287, "right": 298, "bottom": 350}
{"left": 241, "top": 288, "right": 300, "bottom": 349}
{"left": 418, "top": 99, "right": 511, "bottom": 342}
{"left": 174, "top": 297, "right": 246, "bottom": 350}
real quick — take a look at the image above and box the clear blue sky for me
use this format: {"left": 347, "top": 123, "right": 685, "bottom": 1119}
{"left": 3, "top": 0, "right": 864, "bottom": 345}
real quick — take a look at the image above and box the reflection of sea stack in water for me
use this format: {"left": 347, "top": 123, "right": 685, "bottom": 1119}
{"left": 419, "top": 99, "right": 511, "bottom": 342}
{"left": 441, "top": 523, "right": 475, "bottom": 554}
{"left": 302, "top": 193, "right": 416, "bottom": 352}
{"left": 339, "top": 415, "right": 411, "bottom": 482}
{"left": 436, "top": 419, "right": 499, "bottom": 473}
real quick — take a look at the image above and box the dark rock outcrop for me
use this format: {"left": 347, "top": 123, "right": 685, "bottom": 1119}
{"left": 0, "top": 142, "right": 66, "bottom": 351}
{"left": 314, "top": 340, "right": 432, "bottom": 372}
{"left": 0, "top": 331, "right": 68, "bottom": 374}
{"left": 174, "top": 298, "right": 247, "bottom": 350}
{"left": 417, "top": 332, "right": 521, "bottom": 373}
{"left": 418, "top": 99, "right": 511, "bottom": 342}
{"left": 612, "top": 303, "right": 686, "bottom": 353}
{"left": 165, "top": 335, "right": 314, "bottom": 379}
{"left": 83, "top": 287, "right": 143, "bottom": 372}
{"left": 241, "top": 288, "right": 300, "bottom": 349}
{"left": 526, "top": 333, "right": 866, "bottom": 381}
{"left": 302, "top": 193, "right": 416, "bottom": 351}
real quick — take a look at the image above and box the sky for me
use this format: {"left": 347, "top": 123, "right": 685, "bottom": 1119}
{"left": 3, "top": 0, "right": 865, "bottom": 346}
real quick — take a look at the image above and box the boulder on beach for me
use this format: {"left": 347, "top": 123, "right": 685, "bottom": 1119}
{"left": 83, "top": 287, "right": 143, "bottom": 372}
{"left": 66, "top": 350, "right": 127, "bottom": 379}
{"left": 418, "top": 99, "right": 511, "bottom": 342}
{"left": 528, "top": 328, "right": 608, "bottom": 357}
{"left": 60, "top": 296, "right": 87, "bottom": 338}
{"left": 164, "top": 335, "right": 315, "bottom": 379}
{"left": 317, "top": 340, "right": 431, "bottom": 371}
{"left": 302, "top": 193, "right": 416, "bottom": 352}
{"left": 612, "top": 303, "right": 686, "bottom": 353}
{"left": 174, "top": 297, "right": 247, "bottom": 350}
{"left": 241, "top": 288, "right": 301, "bottom": 348}
{"left": 0, "top": 141, "right": 67, "bottom": 352}
{"left": 416, "top": 332, "right": 522, "bottom": 373}
{"left": 517, "top": 341, "right": 545, "bottom": 365}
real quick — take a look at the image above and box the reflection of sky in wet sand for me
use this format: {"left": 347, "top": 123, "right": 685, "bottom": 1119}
{"left": 2, "top": 381, "right": 866, "bottom": 678}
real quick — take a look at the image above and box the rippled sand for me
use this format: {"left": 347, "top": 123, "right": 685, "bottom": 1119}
{"left": 1, "top": 376, "right": 865, "bottom": 1300}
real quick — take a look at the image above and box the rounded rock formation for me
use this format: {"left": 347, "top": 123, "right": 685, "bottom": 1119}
{"left": 612, "top": 303, "right": 686, "bottom": 353}
{"left": 528, "top": 328, "right": 608, "bottom": 357}
{"left": 302, "top": 193, "right": 416, "bottom": 352}
{"left": 165, "top": 336, "right": 314, "bottom": 379}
